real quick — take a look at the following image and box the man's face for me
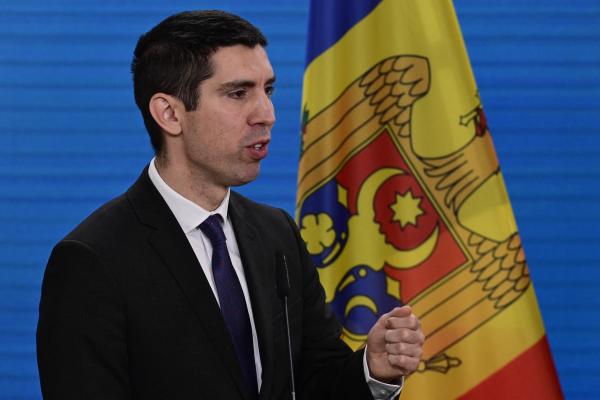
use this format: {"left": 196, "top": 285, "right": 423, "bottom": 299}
{"left": 178, "top": 44, "right": 276, "bottom": 190}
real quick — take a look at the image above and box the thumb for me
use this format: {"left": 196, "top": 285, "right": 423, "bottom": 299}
{"left": 385, "top": 305, "right": 412, "bottom": 320}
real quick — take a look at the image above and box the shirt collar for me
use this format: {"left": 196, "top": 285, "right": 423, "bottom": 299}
{"left": 148, "top": 157, "right": 230, "bottom": 234}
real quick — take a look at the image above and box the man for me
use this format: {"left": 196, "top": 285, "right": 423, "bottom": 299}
{"left": 37, "top": 10, "right": 424, "bottom": 400}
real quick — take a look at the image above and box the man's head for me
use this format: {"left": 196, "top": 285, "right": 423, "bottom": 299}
{"left": 131, "top": 10, "right": 268, "bottom": 155}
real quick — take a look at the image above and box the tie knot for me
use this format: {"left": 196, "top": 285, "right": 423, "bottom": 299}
{"left": 199, "top": 214, "right": 226, "bottom": 246}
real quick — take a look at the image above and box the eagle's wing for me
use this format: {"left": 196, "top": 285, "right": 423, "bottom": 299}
{"left": 422, "top": 131, "right": 500, "bottom": 212}
{"left": 469, "top": 232, "right": 531, "bottom": 309}
{"left": 358, "top": 56, "right": 430, "bottom": 136}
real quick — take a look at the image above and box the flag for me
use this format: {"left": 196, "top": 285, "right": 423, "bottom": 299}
{"left": 296, "top": 0, "right": 563, "bottom": 398}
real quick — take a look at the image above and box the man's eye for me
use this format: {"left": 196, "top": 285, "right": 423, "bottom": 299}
{"left": 265, "top": 86, "right": 275, "bottom": 97}
{"left": 229, "top": 89, "right": 247, "bottom": 99}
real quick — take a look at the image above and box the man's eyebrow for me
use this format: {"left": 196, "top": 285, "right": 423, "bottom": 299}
{"left": 218, "top": 76, "right": 276, "bottom": 92}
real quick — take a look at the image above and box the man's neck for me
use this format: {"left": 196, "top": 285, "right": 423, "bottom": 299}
{"left": 154, "top": 156, "right": 227, "bottom": 211}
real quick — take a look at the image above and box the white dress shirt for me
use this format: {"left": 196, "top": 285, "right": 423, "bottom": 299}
{"left": 148, "top": 159, "right": 263, "bottom": 388}
{"left": 148, "top": 158, "right": 401, "bottom": 399}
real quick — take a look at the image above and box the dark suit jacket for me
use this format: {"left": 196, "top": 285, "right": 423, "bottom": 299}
{"left": 37, "top": 168, "right": 373, "bottom": 400}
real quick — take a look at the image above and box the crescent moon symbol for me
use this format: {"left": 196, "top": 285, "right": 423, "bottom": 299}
{"left": 355, "top": 167, "right": 439, "bottom": 269}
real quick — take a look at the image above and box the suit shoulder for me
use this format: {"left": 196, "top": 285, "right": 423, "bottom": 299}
{"left": 62, "top": 192, "right": 136, "bottom": 245}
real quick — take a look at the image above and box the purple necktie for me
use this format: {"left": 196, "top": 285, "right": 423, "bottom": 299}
{"left": 199, "top": 214, "right": 258, "bottom": 398}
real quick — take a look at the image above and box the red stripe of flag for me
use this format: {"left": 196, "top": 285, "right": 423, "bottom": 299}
{"left": 460, "top": 336, "right": 563, "bottom": 399}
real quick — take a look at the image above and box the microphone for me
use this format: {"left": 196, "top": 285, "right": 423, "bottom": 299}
{"left": 276, "top": 251, "right": 291, "bottom": 299}
{"left": 275, "top": 251, "right": 296, "bottom": 400}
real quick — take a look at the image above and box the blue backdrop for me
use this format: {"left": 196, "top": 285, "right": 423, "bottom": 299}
{"left": 1, "top": 0, "right": 599, "bottom": 398}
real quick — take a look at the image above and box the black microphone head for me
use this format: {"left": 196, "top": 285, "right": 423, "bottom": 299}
{"left": 275, "top": 251, "right": 290, "bottom": 299}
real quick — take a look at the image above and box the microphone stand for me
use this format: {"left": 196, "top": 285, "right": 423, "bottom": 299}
{"left": 276, "top": 252, "right": 296, "bottom": 400}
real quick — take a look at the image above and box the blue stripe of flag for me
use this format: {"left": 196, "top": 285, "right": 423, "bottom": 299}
{"left": 305, "top": 0, "right": 382, "bottom": 67}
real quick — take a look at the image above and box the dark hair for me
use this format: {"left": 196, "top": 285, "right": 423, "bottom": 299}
{"left": 131, "top": 10, "right": 268, "bottom": 154}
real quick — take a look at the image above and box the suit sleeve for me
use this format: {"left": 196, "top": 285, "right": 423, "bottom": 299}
{"left": 280, "top": 211, "right": 373, "bottom": 400}
{"left": 37, "top": 240, "right": 131, "bottom": 399}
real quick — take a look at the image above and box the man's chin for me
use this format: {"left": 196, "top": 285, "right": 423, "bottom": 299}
{"left": 229, "top": 168, "right": 260, "bottom": 188}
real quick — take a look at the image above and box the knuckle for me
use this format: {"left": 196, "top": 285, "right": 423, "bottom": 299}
{"left": 384, "top": 329, "right": 394, "bottom": 342}
{"left": 409, "top": 315, "right": 418, "bottom": 329}
{"left": 408, "top": 358, "right": 419, "bottom": 372}
{"left": 401, "top": 329, "right": 411, "bottom": 341}
{"left": 390, "top": 354, "right": 407, "bottom": 366}
{"left": 387, "top": 342, "right": 405, "bottom": 354}
{"left": 417, "top": 347, "right": 423, "bottom": 360}
{"left": 413, "top": 357, "right": 421, "bottom": 368}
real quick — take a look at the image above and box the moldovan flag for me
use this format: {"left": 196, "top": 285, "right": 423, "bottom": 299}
{"left": 295, "top": 0, "right": 563, "bottom": 398}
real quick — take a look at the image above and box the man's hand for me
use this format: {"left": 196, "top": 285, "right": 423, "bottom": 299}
{"left": 366, "top": 306, "right": 424, "bottom": 383}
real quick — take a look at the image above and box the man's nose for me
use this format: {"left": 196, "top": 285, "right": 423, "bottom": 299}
{"left": 249, "top": 94, "right": 276, "bottom": 127}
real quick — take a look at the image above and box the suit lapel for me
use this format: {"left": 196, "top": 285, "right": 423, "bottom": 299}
{"left": 126, "top": 168, "right": 248, "bottom": 399}
{"left": 229, "top": 193, "right": 276, "bottom": 400}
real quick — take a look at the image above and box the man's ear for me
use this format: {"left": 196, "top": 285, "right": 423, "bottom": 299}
{"left": 148, "top": 93, "right": 183, "bottom": 136}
